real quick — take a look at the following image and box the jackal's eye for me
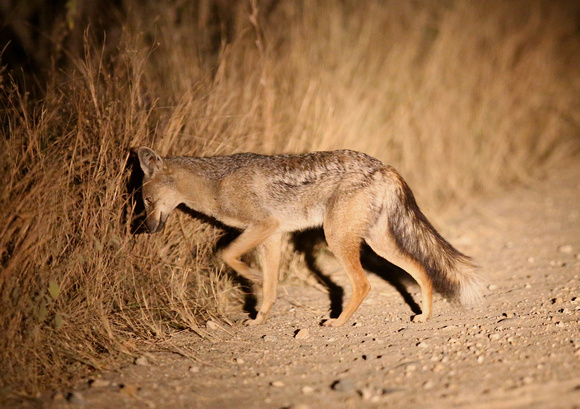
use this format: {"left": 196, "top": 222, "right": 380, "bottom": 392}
{"left": 144, "top": 197, "right": 153, "bottom": 206}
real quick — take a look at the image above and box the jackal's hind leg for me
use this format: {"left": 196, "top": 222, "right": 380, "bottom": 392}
{"left": 322, "top": 231, "right": 371, "bottom": 327}
{"left": 366, "top": 236, "right": 433, "bottom": 323}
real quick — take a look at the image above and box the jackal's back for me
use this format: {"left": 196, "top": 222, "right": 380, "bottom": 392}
{"left": 168, "top": 149, "right": 384, "bottom": 183}
{"left": 167, "top": 150, "right": 387, "bottom": 231}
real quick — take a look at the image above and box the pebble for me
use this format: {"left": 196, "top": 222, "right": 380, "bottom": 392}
{"left": 416, "top": 341, "right": 428, "bottom": 348}
{"left": 288, "top": 404, "right": 310, "bottom": 409}
{"left": 423, "top": 380, "right": 435, "bottom": 390}
{"left": 53, "top": 392, "right": 66, "bottom": 402}
{"left": 206, "top": 320, "right": 220, "bottom": 330}
{"left": 271, "top": 380, "right": 284, "bottom": 387}
{"left": 301, "top": 385, "right": 315, "bottom": 395}
{"left": 331, "top": 378, "right": 355, "bottom": 392}
{"left": 188, "top": 365, "right": 200, "bottom": 373}
{"left": 488, "top": 284, "right": 498, "bottom": 291}
{"left": 120, "top": 384, "right": 139, "bottom": 397}
{"left": 550, "top": 260, "right": 566, "bottom": 267}
{"left": 360, "top": 386, "right": 375, "bottom": 400}
{"left": 89, "top": 379, "right": 111, "bottom": 388}
{"left": 522, "top": 376, "right": 533, "bottom": 385}
{"left": 134, "top": 356, "right": 149, "bottom": 366}
{"left": 67, "top": 392, "right": 86, "bottom": 405}
{"left": 295, "top": 329, "right": 311, "bottom": 340}
{"left": 558, "top": 245, "right": 573, "bottom": 254}
{"left": 262, "top": 335, "right": 279, "bottom": 343}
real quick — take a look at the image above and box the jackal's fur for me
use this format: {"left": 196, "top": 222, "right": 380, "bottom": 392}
{"left": 137, "top": 147, "right": 483, "bottom": 327}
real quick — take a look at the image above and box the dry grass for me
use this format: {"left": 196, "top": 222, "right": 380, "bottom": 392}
{"left": 1, "top": 0, "right": 579, "bottom": 395}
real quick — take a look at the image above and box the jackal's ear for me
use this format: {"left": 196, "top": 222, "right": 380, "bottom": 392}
{"left": 137, "top": 147, "right": 164, "bottom": 177}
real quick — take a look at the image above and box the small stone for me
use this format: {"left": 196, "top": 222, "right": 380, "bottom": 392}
{"left": 67, "top": 392, "right": 86, "bottom": 405}
{"left": 558, "top": 245, "right": 573, "bottom": 254}
{"left": 262, "top": 335, "right": 279, "bottom": 343}
{"left": 360, "top": 386, "right": 374, "bottom": 400}
{"left": 52, "top": 392, "right": 66, "bottom": 402}
{"left": 423, "top": 380, "right": 435, "bottom": 390}
{"left": 488, "top": 284, "right": 498, "bottom": 291}
{"left": 295, "top": 329, "right": 311, "bottom": 340}
{"left": 552, "top": 297, "right": 564, "bottom": 305}
{"left": 206, "top": 320, "right": 220, "bottom": 330}
{"left": 489, "top": 333, "right": 501, "bottom": 341}
{"left": 188, "top": 365, "right": 200, "bottom": 373}
{"left": 89, "top": 379, "right": 111, "bottom": 388}
{"left": 271, "top": 380, "right": 284, "bottom": 387}
{"left": 416, "top": 341, "right": 428, "bottom": 348}
{"left": 527, "top": 257, "right": 535, "bottom": 263}
{"left": 301, "top": 385, "right": 315, "bottom": 395}
{"left": 119, "top": 384, "right": 139, "bottom": 397}
{"left": 134, "top": 356, "right": 149, "bottom": 366}
{"left": 331, "top": 378, "right": 355, "bottom": 392}
{"left": 288, "top": 404, "right": 310, "bottom": 409}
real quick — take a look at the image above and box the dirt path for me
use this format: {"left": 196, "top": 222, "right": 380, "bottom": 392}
{"left": 51, "top": 165, "right": 580, "bottom": 409}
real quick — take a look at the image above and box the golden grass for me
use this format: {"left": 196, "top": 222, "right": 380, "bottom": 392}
{"left": 1, "top": 0, "right": 579, "bottom": 395}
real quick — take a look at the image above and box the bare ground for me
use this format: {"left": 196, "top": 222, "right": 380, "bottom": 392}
{"left": 20, "top": 164, "right": 580, "bottom": 409}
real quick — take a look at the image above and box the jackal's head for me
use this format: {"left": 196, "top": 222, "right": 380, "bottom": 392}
{"left": 137, "top": 147, "right": 181, "bottom": 233}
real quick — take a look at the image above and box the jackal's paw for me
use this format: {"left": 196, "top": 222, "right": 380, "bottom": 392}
{"left": 243, "top": 312, "right": 266, "bottom": 326}
{"left": 411, "top": 313, "right": 429, "bottom": 323}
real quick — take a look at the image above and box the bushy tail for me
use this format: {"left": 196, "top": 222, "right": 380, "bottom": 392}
{"left": 386, "top": 169, "right": 484, "bottom": 306}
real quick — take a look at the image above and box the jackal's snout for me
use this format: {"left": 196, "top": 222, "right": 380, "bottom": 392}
{"left": 145, "top": 212, "right": 168, "bottom": 233}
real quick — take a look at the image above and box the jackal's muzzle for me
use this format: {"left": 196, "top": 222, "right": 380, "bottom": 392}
{"left": 145, "top": 212, "right": 168, "bottom": 233}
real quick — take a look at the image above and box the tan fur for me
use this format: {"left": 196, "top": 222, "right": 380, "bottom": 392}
{"left": 137, "top": 147, "right": 483, "bottom": 327}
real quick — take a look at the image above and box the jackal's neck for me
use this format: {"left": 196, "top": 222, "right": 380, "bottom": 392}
{"left": 170, "top": 166, "right": 220, "bottom": 216}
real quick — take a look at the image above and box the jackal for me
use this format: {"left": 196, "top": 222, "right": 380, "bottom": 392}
{"left": 137, "top": 147, "right": 482, "bottom": 327}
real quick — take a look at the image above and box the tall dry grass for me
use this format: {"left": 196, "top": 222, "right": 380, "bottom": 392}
{"left": 1, "top": 0, "right": 579, "bottom": 395}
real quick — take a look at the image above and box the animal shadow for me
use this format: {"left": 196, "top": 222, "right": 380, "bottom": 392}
{"left": 292, "top": 229, "right": 422, "bottom": 319}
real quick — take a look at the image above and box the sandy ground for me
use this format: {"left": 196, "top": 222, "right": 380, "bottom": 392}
{"left": 24, "top": 164, "right": 580, "bottom": 408}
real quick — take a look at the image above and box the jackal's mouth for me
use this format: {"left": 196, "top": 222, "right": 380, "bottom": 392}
{"left": 146, "top": 212, "right": 168, "bottom": 233}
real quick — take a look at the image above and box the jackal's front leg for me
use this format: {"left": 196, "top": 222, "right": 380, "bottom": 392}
{"left": 219, "top": 218, "right": 280, "bottom": 325}
{"left": 245, "top": 232, "right": 282, "bottom": 326}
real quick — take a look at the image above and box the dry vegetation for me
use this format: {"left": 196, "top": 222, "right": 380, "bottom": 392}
{"left": 1, "top": 0, "right": 579, "bottom": 396}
